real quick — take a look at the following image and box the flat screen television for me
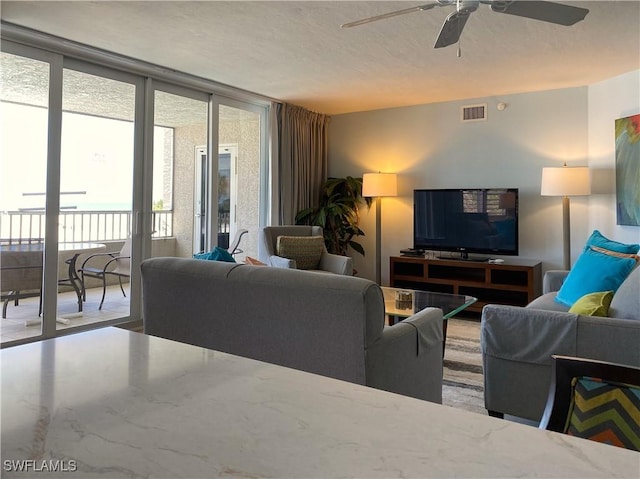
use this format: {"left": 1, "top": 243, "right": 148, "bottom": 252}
{"left": 413, "top": 188, "right": 519, "bottom": 259}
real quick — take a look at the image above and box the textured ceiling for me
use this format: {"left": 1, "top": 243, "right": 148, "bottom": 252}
{"left": 1, "top": 1, "right": 639, "bottom": 115}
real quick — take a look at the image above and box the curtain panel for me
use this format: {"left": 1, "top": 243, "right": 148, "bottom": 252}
{"left": 274, "top": 102, "right": 330, "bottom": 225}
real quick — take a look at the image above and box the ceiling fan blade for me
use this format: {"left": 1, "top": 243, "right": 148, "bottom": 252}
{"left": 490, "top": 1, "right": 589, "bottom": 26}
{"left": 434, "top": 11, "right": 470, "bottom": 48}
{"left": 341, "top": 3, "right": 441, "bottom": 29}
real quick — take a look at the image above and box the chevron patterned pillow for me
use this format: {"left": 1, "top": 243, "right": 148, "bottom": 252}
{"left": 565, "top": 376, "right": 640, "bottom": 451}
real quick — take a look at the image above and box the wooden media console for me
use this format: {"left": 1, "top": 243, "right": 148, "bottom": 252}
{"left": 390, "top": 256, "right": 542, "bottom": 314}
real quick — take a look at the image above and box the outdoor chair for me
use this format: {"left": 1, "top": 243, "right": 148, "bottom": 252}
{"left": 78, "top": 238, "right": 131, "bottom": 310}
{"left": 1, "top": 247, "right": 43, "bottom": 318}
{"left": 228, "top": 228, "right": 248, "bottom": 257}
{"left": 539, "top": 355, "right": 640, "bottom": 451}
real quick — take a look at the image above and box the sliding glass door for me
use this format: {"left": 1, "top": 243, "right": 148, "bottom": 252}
{"left": 153, "top": 86, "right": 209, "bottom": 258}
{"left": 1, "top": 43, "right": 144, "bottom": 345}
{"left": 56, "top": 64, "right": 139, "bottom": 329}
{"left": 1, "top": 34, "right": 271, "bottom": 347}
{"left": 0, "top": 46, "right": 52, "bottom": 343}
{"left": 218, "top": 101, "right": 266, "bottom": 260}
{"left": 152, "top": 89, "right": 268, "bottom": 261}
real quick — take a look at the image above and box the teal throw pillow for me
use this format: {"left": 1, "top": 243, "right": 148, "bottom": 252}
{"left": 193, "top": 246, "right": 236, "bottom": 263}
{"left": 583, "top": 230, "right": 640, "bottom": 255}
{"left": 210, "top": 247, "right": 236, "bottom": 262}
{"left": 556, "top": 248, "right": 636, "bottom": 307}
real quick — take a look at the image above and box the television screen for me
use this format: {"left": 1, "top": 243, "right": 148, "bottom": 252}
{"left": 413, "top": 188, "right": 519, "bottom": 258}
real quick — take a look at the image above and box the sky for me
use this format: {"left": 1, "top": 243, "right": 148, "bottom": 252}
{"left": 1, "top": 102, "right": 169, "bottom": 212}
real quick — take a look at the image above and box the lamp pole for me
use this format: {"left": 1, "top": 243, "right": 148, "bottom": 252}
{"left": 375, "top": 195, "right": 382, "bottom": 285}
{"left": 362, "top": 172, "right": 398, "bottom": 285}
{"left": 562, "top": 195, "right": 571, "bottom": 271}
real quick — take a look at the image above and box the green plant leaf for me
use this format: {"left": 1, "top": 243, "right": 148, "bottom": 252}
{"left": 349, "top": 241, "right": 365, "bottom": 256}
{"left": 295, "top": 176, "right": 370, "bottom": 256}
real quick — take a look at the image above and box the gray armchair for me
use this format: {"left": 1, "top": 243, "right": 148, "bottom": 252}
{"left": 258, "top": 225, "right": 353, "bottom": 275}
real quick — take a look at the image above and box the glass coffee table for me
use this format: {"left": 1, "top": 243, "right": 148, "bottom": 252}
{"left": 381, "top": 287, "right": 477, "bottom": 356}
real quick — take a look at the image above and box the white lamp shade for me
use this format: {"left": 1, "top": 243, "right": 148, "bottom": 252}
{"left": 362, "top": 173, "right": 398, "bottom": 198}
{"left": 541, "top": 166, "right": 591, "bottom": 196}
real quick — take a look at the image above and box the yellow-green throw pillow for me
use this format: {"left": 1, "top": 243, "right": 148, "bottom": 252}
{"left": 568, "top": 291, "right": 614, "bottom": 317}
{"left": 276, "top": 235, "right": 324, "bottom": 270}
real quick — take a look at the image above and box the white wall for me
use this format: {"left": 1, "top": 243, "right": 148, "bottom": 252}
{"left": 588, "top": 70, "right": 640, "bottom": 247}
{"left": 329, "top": 77, "right": 639, "bottom": 284}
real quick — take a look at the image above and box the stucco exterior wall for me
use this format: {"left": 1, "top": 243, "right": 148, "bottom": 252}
{"left": 173, "top": 123, "right": 204, "bottom": 258}
{"left": 220, "top": 114, "right": 261, "bottom": 259}
{"left": 169, "top": 110, "right": 261, "bottom": 260}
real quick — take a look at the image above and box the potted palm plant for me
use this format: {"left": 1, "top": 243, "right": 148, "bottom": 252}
{"left": 295, "top": 176, "right": 372, "bottom": 257}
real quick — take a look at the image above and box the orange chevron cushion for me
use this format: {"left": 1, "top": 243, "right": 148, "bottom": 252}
{"left": 565, "top": 376, "right": 640, "bottom": 451}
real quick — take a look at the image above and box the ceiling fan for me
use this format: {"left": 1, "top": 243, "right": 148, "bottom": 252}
{"left": 341, "top": 1, "right": 589, "bottom": 49}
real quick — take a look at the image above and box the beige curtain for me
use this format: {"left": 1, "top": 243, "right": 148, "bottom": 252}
{"left": 275, "top": 102, "right": 330, "bottom": 225}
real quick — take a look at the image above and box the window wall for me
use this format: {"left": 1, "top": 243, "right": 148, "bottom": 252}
{"left": 0, "top": 31, "right": 270, "bottom": 347}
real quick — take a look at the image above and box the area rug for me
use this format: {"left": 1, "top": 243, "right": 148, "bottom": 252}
{"left": 441, "top": 318, "right": 486, "bottom": 415}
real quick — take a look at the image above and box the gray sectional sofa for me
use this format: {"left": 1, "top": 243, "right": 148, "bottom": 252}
{"left": 481, "top": 265, "right": 640, "bottom": 422}
{"left": 141, "top": 257, "right": 444, "bottom": 403}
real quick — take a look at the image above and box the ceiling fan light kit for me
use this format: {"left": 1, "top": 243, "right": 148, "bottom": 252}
{"left": 342, "top": 0, "right": 589, "bottom": 49}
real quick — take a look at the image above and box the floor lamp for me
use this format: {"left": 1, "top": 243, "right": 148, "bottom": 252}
{"left": 541, "top": 164, "right": 591, "bottom": 270}
{"left": 362, "top": 172, "right": 398, "bottom": 284}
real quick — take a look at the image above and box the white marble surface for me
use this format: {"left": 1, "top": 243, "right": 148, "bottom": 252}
{"left": 2, "top": 327, "right": 638, "bottom": 478}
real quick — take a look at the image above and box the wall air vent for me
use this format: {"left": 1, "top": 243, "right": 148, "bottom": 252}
{"left": 461, "top": 103, "right": 487, "bottom": 122}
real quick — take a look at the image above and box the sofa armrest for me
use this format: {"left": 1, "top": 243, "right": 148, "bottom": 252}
{"left": 481, "top": 304, "right": 640, "bottom": 421}
{"left": 543, "top": 270, "right": 570, "bottom": 294}
{"left": 481, "top": 304, "right": 579, "bottom": 420}
{"left": 319, "top": 251, "right": 353, "bottom": 275}
{"left": 366, "top": 308, "right": 443, "bottom": 403}
{"left": 481, "top": 304, "right": 578, "bottom": 364}
{"left": 268, "top": 255, "right": 296, "bottom": 269}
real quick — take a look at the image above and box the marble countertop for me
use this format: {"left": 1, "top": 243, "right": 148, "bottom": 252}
{"left": 2, "top": 327, "right": 638, "bottom": 478}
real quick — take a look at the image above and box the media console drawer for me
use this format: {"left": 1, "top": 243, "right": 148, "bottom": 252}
{"left": 390, "top": 256, "right": 542, "bottom": 313}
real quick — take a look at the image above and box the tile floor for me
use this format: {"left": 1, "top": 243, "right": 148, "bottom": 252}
{"left": 1, "top": 284, "right": 131, "bottom": 343}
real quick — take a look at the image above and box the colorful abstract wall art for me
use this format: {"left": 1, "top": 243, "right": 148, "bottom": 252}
{"left": 615, "top": 114, "right": 640, "bottom": 226}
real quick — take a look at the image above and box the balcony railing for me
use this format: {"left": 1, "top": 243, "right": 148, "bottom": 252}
{"left": 1, "top": 210, "right": 231, "bottom": 244}
{"left": 1, "top": 210, "right": 173, "bottom": 244}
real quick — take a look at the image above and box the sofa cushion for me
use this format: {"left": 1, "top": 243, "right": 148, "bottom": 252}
{"left": 584, "top": 230, "right": 640, "bottom": 255}
{"left": 555, "top": 248, "right": 637, "bottom": 307}
{"left": 568, "top": 291, "right": 613, "bottom": 317}
{"left": 276, "top": 235, "right": 324, "bottom": 270}
{"left": 609, "top": 266, "right": 640, "bottom": 320}
{"left": 527, "top": 292, "right": 570, "bottom": 312}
